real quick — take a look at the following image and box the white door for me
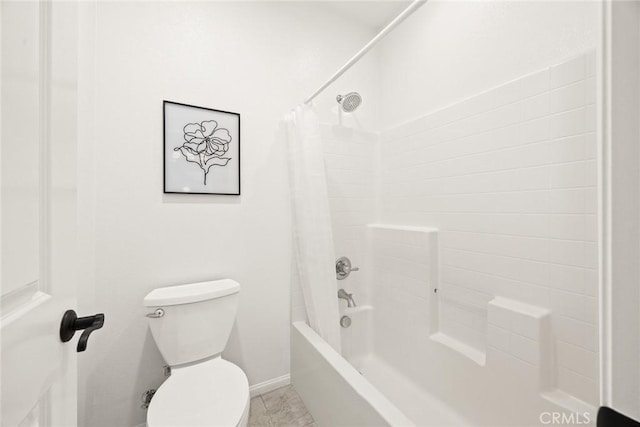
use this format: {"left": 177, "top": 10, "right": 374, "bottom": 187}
{"left": 1, "top": 1, "right": 88, "bottom": 425}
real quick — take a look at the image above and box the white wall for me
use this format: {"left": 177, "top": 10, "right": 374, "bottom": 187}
{"left": 77, "top": 2, "right": 378, "bottom": 426}
{"left": 323, "top": 125, "right": 377, "bottom": 312}
{"left": 376, "top": 0, "right": 599, "bottom": 130}
{"left": 375, "top": 54, "right": 599, "bottom": 409}
{"left": 291, "top": 124, "right": 378, "bottom": 324}
{"left": 606, "top": 0, "right": 640, "bottom": 418}
{"left": 370, "top": 0, "right": 600, "bottom": 409}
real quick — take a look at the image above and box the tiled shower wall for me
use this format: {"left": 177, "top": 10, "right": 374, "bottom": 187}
{"left": 377, "top": 52, "right": 598, "bottom": 404}
{"left": 291, "top": 125, "right": 377, "bottom": 323}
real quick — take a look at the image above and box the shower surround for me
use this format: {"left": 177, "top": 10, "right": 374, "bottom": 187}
{"left": 292, "top": 51, "right": 598, "bottom": 426}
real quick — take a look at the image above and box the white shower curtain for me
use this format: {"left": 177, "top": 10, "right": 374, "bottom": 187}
{"left": 285, "top": 105, "right": 342, "bottom": 352}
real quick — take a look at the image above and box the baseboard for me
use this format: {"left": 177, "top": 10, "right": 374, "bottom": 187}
{"left": 249, "top": 374, "right": 291, "bottom": 397}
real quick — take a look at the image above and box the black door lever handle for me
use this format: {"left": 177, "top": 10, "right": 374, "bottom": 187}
{"left": 60, "top": 310, "right": 105, "bottom": 352}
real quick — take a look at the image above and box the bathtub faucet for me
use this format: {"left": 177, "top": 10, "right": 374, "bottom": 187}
{"left": 338, "top": 289, "right": 357, "bottom": 308}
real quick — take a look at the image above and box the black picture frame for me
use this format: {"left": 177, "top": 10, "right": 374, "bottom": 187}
{"left": 163, "top": 100, "right": 241, "bottom": 195}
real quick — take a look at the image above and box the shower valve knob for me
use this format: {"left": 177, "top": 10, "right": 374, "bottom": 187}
{"left": 336, "top": 256, "right": 359, "bottom": 280}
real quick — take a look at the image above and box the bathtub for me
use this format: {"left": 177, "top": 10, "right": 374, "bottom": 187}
{"left": 291, "top": 307, "right": 470, "bottom": 427}
{"left": 292, "top": 308, "right": 595, "bottom": 427}
{"left": 292, "top": 226, "right": 597, "bottom": 426}
{"left": 292, "top": 301, "right": 597, "bottom": 427}
{"left": 291, "top": 320, "right": 413, "bottom": 427}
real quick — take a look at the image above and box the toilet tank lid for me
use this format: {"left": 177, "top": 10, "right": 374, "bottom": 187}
{"left": 144, "top": 279, "right": 240, "bottom": 307}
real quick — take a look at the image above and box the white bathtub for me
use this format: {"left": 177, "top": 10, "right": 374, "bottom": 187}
{"left": 291, "top": 320, "right": 413, "bottom": 427}
{"left": 291, "top": 307, "right": 470, "bottom": 427}
{"left": 292, "top": 308, "right": 595, "bottom": 427}
{"left": 292, "top": 225, "right": 597, "bottom": 426}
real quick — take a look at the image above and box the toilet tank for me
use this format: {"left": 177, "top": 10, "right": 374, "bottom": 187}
{"left": 144, "top": 279, "right": 240, "bottom": 366}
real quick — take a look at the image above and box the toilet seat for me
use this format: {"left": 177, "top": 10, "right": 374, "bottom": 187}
{"left": 147, "top": 358, "right": 249, "bottom": 427}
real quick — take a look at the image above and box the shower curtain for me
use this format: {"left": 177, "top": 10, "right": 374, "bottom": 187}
{"left": 285, "top": 105, "right": 342, "bottom": 352}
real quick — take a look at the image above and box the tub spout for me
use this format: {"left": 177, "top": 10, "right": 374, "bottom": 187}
{"left": 338, "top": 289, "right": 356, "bottom": 308}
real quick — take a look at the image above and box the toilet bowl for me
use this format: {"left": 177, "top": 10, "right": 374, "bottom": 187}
{"left": 143, "top": 279, "right": 249, "bottom": 427}
{"left": 146, "top": 358, "right": 249, "bottom": 427}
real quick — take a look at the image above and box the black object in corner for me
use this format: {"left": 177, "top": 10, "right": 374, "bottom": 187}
{"left": 598, "top": 407, "right": 640, "bottom": 427}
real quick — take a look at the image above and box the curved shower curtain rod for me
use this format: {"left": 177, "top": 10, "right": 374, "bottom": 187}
{"left": 304, "top": 0, "right": 428, "bottom": 105}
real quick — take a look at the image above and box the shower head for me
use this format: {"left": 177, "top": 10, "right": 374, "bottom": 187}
{"left": 336, "top": 92, "right": 362, "bottom": 113}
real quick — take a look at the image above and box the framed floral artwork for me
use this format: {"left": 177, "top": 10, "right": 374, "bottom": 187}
{"left": 163, "top": 101, "right": 241, "bottom": 195}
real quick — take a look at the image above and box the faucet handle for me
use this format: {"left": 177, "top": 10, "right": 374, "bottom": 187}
{"left": 336, "top": 256, "right": 359, "bottom": 280}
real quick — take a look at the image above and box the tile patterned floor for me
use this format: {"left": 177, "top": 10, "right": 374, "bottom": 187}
{"left": 249, "top": 385, "right": 315, "bottom": 427}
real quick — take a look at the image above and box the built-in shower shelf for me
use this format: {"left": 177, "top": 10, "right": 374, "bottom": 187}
{"left": 429, "top": 332, "right": 486, "bottom": 366}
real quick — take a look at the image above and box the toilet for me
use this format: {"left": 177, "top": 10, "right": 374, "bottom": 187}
{"left": 144, "top": 279, "right": 249, "bottom": 427}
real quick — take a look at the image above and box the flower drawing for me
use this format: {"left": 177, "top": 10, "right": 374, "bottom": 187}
{"left": 174, "top": 120, "right": 232, "bottom": 185}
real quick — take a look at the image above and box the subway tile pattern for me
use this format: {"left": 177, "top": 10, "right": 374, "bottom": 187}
{"left": 369, "top": 225, "right": 441, "bottom": 365}
{"left": 291, "top": 52, "right": 598, "bottom": 407}
{"left": 291, "top": 126, "right": 377, "bottom": 324}
{"left": 322, "top": 126, "right": 377, "bottom": 285}
{"left": 378, "top": 52, "right": 598, "bottom": 405}
{"left": 487, "top": 296, "right": 552, "bottom": 386}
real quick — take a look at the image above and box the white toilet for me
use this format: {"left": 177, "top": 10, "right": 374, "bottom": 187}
{"left": 143, "top": 279, "right": 249, "bottom": 427}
